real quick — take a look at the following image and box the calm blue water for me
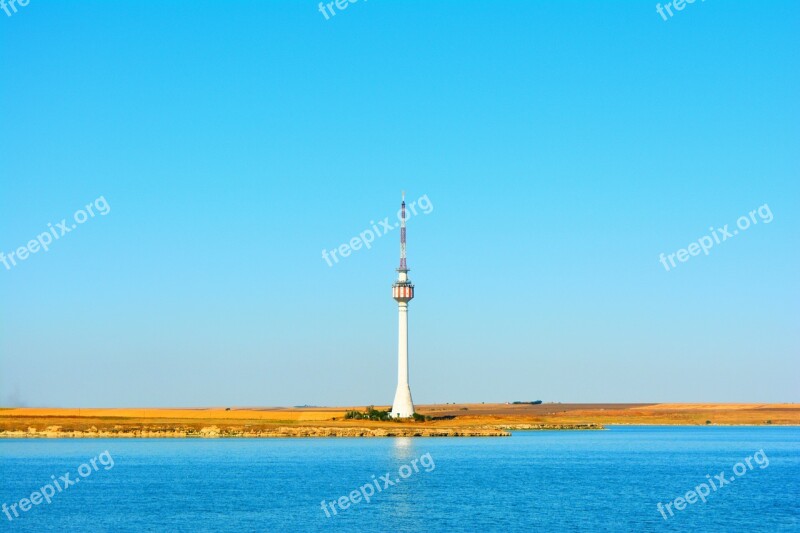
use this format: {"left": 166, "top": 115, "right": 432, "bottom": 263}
{"left": 1, "top": 426, "right": 798, "bottom": 532}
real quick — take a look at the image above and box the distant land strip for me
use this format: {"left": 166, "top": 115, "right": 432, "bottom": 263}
{"left": 1, "top": 403, "right": 797, "bottom": 438}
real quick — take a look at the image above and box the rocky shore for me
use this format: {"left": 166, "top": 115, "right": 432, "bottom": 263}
{"left": 0, "top": 425, "right": 513, "bottom": 438}
{"left": 502, "top": 423, "right": 603, "bottom": 431}
{"left": 0, "top": 423, "right": 607, "bottom": 438}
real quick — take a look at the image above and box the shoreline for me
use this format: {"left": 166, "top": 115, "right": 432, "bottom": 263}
{"left": 1, "top": 403, "right": 796, "bottom": 438}
{"left": 4, "top": 424, "right": 799, "bottom": 439}
{"left": 0, "top": 423, "right": 605, "bottom": 439}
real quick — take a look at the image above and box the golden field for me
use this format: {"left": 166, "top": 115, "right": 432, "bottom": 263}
{"left": 0, "top": 403, "right": 796, "bottom": 438}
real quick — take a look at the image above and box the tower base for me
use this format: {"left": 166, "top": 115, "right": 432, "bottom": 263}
{"left": 390, "top": 384, "right": 415, "bottom": 418}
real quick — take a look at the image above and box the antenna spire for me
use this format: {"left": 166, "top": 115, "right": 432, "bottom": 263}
{"left": 399, "top": 193, "right": 408, "bottom": 272}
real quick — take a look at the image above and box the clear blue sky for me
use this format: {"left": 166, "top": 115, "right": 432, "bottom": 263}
{"left": 1, "top": 1, "right": 798, "bottom": 407}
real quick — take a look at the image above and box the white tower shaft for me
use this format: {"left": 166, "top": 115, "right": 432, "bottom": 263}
{"left": 391, "top": 301, "right": 414, "bottom": 417}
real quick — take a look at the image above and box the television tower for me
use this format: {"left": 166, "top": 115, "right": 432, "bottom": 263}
{"left": 391, "top": 192, "right": 415, "bottom": 418}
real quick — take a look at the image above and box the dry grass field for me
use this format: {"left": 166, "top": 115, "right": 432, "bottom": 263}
{"left": 0, "top": 403, "right": 796, "bottom": 437}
